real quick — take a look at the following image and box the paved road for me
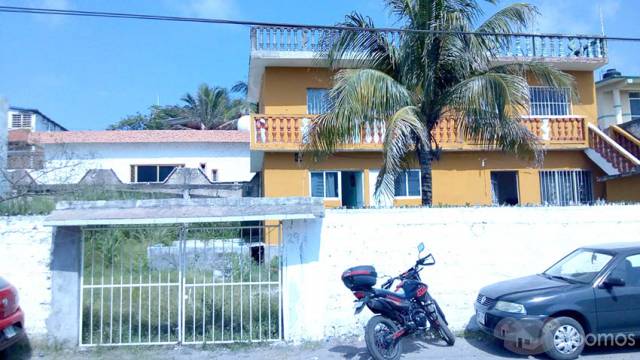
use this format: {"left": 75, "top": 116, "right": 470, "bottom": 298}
{"left": 4, "top": 334, "right": 640, "bottom": 359}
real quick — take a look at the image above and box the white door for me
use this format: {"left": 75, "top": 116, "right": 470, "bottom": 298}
{"left": 368, "top": 169, "right": 394, "bottom": 207}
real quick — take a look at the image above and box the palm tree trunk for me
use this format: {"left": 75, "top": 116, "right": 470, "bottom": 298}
{"left": 417, "top": 139, "right": 433, "bottom": 206}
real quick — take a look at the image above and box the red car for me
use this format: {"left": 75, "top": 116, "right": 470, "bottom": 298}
{"left": 0, "top": 277, "right": 25, "bottom": 352}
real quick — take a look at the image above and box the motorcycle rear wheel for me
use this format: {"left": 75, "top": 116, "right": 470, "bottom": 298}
{"left": 365, "top": 315, "right": 403, "bottom": 360}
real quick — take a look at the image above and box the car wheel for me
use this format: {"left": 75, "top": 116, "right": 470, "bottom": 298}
{"left": 542, "top": 317, "right": 585, "bottom": 360}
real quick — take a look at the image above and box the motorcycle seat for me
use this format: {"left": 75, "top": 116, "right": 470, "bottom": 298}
{"left": 374, "top": 288, "right": 406, "bottom": 299}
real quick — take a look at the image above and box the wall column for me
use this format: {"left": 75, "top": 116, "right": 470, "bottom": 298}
{"left": 613, "top": 88, "right": 624, "bottom": 124}
{"left": 46, "top": 226, "right": 82, "bottom": 346}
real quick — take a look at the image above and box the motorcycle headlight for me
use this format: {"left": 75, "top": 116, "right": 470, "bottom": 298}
{"left": 494, "top": 301, "right": 527, "bottom": 314}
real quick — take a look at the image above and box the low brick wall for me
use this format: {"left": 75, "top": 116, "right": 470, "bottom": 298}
{"left": 0, "top": 216, "right": 52, "bottom": 337}
{"left": 281, "top": 205, "right": 640, "bottom": 341}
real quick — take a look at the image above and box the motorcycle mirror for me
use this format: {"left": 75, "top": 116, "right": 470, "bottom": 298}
{"left": 417, "top": 242, "right": 425, "bottom": 254}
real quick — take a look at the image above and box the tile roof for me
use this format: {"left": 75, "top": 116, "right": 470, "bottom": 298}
{"left": 18, "top": 130, "right": 249, "bottom": 144}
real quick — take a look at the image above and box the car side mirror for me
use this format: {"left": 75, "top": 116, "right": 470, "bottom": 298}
{"left": 602, "top": 276, "right": 626, "bottom": 288}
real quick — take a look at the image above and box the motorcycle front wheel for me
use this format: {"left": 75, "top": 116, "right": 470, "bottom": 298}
{"left": 430, "top": 298, "right": 455, "bottom": 346}
{"left": 365, "top": 315, "right": 403, "bottom": 360}
{"left": 435, "top": 311, "right": 456, "bottom": 346}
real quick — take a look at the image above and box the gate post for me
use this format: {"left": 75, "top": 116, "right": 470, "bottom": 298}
{"left": 46, "top": 226, "right": 82, "bottom": 346}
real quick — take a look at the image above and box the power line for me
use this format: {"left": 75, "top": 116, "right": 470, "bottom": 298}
{"left": 2, "top": 5, "right": 640, "bottom": 42}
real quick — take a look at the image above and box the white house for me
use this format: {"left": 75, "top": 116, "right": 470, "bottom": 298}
{"left": 7, "top": 107, "right": 66, "bottom": 132}
{"left": 596, "top": 69, "right": 640, "bottom": 129}
{"left": 20, "top": 130, "right": 252, "bottom": 184}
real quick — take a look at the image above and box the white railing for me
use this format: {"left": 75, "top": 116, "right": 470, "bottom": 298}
{"left": 251, "top": 26, "right": 607, "bottom": 60}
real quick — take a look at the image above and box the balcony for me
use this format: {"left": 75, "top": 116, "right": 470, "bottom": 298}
{"left": 250, "top": 26, "right": 606, "bottom": 65}
{"left": 248, "top": 26, "right": 607, "bottom": 102}
{"left": 250, "top": 114, "right": 588, "bottom": 152}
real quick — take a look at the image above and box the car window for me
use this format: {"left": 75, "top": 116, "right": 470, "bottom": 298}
{"left": 545, "top": 249, "right": 614, "bottom": 283}
{"left": 609, "top": 254, "right": 640, "bottom": 287}
{"left": 628, "top": 254, "right": 640, "bottom": 267}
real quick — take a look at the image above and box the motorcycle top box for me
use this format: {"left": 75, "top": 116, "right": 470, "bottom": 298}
{"left": 342, "top": 265, "right": 377, "bottom": 291}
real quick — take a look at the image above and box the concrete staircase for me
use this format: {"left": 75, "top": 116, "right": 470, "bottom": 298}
{"left": 585, "top": 123, "right": 640, "bottom": 176}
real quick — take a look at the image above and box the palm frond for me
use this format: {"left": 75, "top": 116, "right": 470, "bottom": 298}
{"left": 375, "top": 106, "right": 428, "bottom": 200}
{"left": 444, "top": 71, "right": 542, "bottom": 160}
{"left": 231, "top": 81, "right": 248, "bottom": 96}
{"left": 475, "top": 3, "right": 538, "bottom": 57}
{"left": 324, "top": 12, "right": 399, "bottom": 73}
{"left": 305, "top": 68, "right": 415, "bottom": 156}
{"left": 492, "top": 62, "right": 577, "bottom": 99}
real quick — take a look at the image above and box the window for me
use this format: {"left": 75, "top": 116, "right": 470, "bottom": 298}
{"left": 307, "top": 88, "right": 330, "bottom": 114}
{"left": 608, "top": 254, "right": 640, "bottom": 287}
{"left": 529, "top": 87, "right": 571, "bottom": 116}
{"left": 540, "top": 170, "right": 593, "bottom": 205}
{"left": 310, "top": 171, "right": 339, "bottom": 198}
{"left": 10, "top": 113, "right": 32, "bottom": 129}
{"left": 545, "top": 249, "right": 613, "bottom": 284}
{"left": 394, "top": 170, "right": 421, "bottom": 197}
{"left": 132, "top": 165, "right": 180, "bottom": 183}
{"left": 630, "top": 92, "right": 640, "bottom": 121}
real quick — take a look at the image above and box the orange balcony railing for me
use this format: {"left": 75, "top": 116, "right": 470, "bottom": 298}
{"left": 250, "top": 114, "right": 588, "bottom": 151}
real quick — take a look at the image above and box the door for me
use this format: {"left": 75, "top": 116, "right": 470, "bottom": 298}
{"left": 594, "top": 253, "right": 640, "bottom": 334}
{"left": 340, "top": 171, "right": 363, "bottom": 208}
{"left": 490, "top": 171, "right": 519, "bottom": 205}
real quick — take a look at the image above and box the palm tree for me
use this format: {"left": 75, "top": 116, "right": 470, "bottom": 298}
{"left": 306, "top": 0, "right": 575, "bottom": 206}
{"left": 181, "top": 84, "right": 230, "bottom": 129}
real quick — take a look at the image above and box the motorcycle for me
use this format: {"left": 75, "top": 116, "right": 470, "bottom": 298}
{"left": 341, "top": 243, "right": 455, "bottom": 360}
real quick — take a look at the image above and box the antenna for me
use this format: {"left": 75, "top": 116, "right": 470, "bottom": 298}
{"left": 599, "top": 5, "right": 605, "bottom": 36}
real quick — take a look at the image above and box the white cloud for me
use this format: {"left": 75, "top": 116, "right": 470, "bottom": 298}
{"left": 177, "top": 0, "right": 236, "bottom": 19}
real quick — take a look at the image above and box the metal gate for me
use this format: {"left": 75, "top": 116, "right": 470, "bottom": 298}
{"left": 79, "top": 223, "right": 282, "bottom": 346}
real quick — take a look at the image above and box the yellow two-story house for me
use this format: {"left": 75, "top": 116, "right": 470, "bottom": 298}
{"left": 247, "top": 26, "right": 639, "bottom": 208}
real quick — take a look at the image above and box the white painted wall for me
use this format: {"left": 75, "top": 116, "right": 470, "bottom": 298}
{"left": 0, "top": 216, "right": 52, "bottom": 337}
{"left": 34, "top": 141, "right": 253, "bottom": 184}
{"left": 34, "top": 114, "right": 64, "bottom": 132}
{"left": 597, "top": 86, "right": 640, "bottom": 129}
{"left": 282, "top": 205, "right": 640, "bottom": 341}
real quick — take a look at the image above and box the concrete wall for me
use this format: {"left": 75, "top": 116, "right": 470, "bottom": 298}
{"left": 281, "top": 205, "right": 640, "bottom": 341}
{"left": 260, "top": 68, "right": 598, "bottom": 125}
{"left": 597, "top": 84, "right": 640, "bottom": 129}
{"left": 33, "top": 141, "right": 253, "bottom": 184}
{"left": 605, "top": 175, "right": 640, "bottom": 203}
{"left": 0, "top": 216, "right": 52, "bottom": 337}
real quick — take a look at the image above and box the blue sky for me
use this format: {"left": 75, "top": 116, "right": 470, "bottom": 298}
{"left": 1, "top": 0, "right": 638, "bottom": 130}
